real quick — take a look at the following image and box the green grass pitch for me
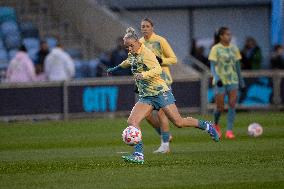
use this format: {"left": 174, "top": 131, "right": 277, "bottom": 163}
{"left": 0, "top": 112, "right": 283, "bottom": 189}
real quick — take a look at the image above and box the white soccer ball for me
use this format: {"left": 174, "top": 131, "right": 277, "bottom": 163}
{"left": 248, "top": 123, "right": 263, "bottom": 137}
{"left": 122, "top": 126, "right": 142, "bottom": 146}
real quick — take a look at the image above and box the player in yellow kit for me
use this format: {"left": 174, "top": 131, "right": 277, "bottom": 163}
{"left": 209, "top": 27, "right": 245, "bottom": 139}
{"left": 107, "top": 27, "right": 219, "bottom": 164}
{"left": 140, "top": 18, "right": 177, "bottom": 153}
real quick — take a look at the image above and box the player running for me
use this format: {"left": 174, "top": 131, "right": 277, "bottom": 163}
{"left": 107, "top": 27, "right": 220, "bottom": 164}
{"left": 139, "top": 18, "right": 177, "bottom": 153}
{"left": 209, "top": 26, "right": 245, "bottom": 139}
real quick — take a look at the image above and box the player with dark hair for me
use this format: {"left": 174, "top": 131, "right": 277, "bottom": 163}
{"left": 139, "top": 17, "right": 177, "bottom": 153}
{"left": 209, "top": 27, "right": 245, "bottom": 139}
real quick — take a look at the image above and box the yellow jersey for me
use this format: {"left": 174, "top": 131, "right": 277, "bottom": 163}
{"left": 140, "top": 33, "right": 177, "bottom": 85}
{"left": 119, "top": 44, "right": 169, "bottom": 97}
{"left": 209, "top": 43, "right": 242, "bottom": 85}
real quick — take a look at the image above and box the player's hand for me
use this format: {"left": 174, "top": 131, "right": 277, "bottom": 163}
{"left": 106, "top": 67, "right": 117, "bottom": 76}
{"left": 156, "top": 56, "right": 163, "bottom": 65}
{"left": 216, "top": 80, "right": 223, "bottom": 87}
{"left": 134, "top": 73, "right": 143, "bottom": 80}
{"left": 106, "top": 66, "right": 120, "bottom": 75}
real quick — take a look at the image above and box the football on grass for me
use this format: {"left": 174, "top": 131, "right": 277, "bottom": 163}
{"left": 122, "top": 126, "right": 142, "bottom": 146}
{"left": 248, "top": 123, "right": 263, "bottom": 137}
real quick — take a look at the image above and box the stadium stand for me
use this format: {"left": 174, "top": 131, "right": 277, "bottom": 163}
{"left": 0, "top": 0, "right": 199, "bottom": 80}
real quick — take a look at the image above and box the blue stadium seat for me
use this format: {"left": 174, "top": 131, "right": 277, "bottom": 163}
{"left": 1, "top": 21, "right": 19, "bottom": 36}
{"left": 0, "top": 7, "right": 17, "bottom": 24}
{"left": 28, "top": 48, "right": 38, "bottom": 62}
{"left": 23, "top": 38, "right": 40, "bottom": 50}
{"left": 4, "top": 32, "right": 21, "bottom": 50}
{"left": 89, "top": 59, "right": 100, "bottom": 77}
{"left": 0, "top": 49, "right": 8, "bottom": 63}
{"left": 74, "top": 59, "right": 98, "bottom": 78}
{"left": 74, "top": 60, "right": 83, "bottom": 78}
{"left": 0, "top": 38, "right": 4, "bottom": 48}
{"left": 0, "top": 63, "right": 8, "bottom": 69}
{"left": 46, "top": 37, "right": 57, "bottom": 49}
{"left": 80, "top": 60, "right": 94, "bottom": 78}
{"left": 66, "top": 48, "right": 83, "bottom": 59}
{"left": 20, "top": 22, "right": 39, "bottom": 38}
{"left": 8, "top": 49, "right": 18, "bottom": 60}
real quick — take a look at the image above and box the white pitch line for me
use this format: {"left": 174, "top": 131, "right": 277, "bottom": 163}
{"left": 116, "top": 151, "right": 130, "bottom": 154}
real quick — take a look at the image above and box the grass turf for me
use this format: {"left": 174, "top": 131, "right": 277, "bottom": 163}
{"left": 0, "top": 112, "right": 283, "bottom": 189}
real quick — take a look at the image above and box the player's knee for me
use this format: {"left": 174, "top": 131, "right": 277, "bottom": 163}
{"left": 217, "top": 106, "right": 224, "bottom": 112}
{"left": 127, "top": 117, "right": 137, "bottom": 127}
{"left": 229, "top": 102, "right": 236, "bottom": 108}
{"left": 145, "top": 115, "right": 156, "bottom": 127}
{"left": 145, "top": 114, "right": 151, "bottom": 122}
{"left": 159, "top": 115, "right": 168, "bottom": 124}
{"left": 160, "top": 120, "right": 168, "bottom": 128}
{"left": 229, "top": 100, "right": 237, "bottom": 108}
{"left": 172, "top": 118, "right": 183, "bottom": 128}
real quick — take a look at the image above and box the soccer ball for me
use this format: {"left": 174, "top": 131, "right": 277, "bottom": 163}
{"left": 248, "top": 123, "right": 263, "bottom": 137}
{"left": 122, "top": 126, "right": 142, "bottom": 146}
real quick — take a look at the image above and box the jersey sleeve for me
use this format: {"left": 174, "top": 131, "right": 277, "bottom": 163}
{"left": 160, "top": 38, "right": 177, "bottom": 66}
{"left": 139, "top": 38, "right": 144, "bottom": 44}
{"left": 234, "top": 46, "right": 242, "bottom": 60}
{"left": 208, "top": 46, "right": 218, "bottom": 62}
{"left": 141, "top": 50, "right": 162, "bottom": 79}
{"left": 119, "top": 59, "right": 131, "bottom": 68}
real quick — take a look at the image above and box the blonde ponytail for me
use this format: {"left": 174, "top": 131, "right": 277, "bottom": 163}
{"left": 124, "top": 27, "right": 139, "bottom": 41}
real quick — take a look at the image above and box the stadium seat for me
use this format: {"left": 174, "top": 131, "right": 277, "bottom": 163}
{"left": 88, "top": 59, "right": 100, "bottom": 77}
{"left": 8, "top": 49, "right": 18, "bottom": 60}
{"left": 1, "top": 21, "right": 19, "bottom": 36}
{"left": 28, "top": 48, "right": 38, "bottom": 62}
{"left": 66, "top": 48, "right": 83, "bottom": 59}
{"left": 23, "top": 38, "right": 40, "bottom": 50}
{"left": 4, "top": 32, "right": 21, "bottom": 50}
{"left": 0, "top": 7, "right": 17, "bottom": 24}
{"left": 74, "top": 59, "right": 98, "bottom": 78}
{"left": 0, "top": 62, "right": 8, "bottom": 82}
{"left": 45, "top": 37, "right": 57, "bottom": 49}
{"left": 0, "top": 49, "right": 8, "bottom": 63}
{"left": 80, "top": 60, "right": 93, "bottom": 78}
{"left": 20, "top": 22, "right": 39, "bottom": 38}
{"left": 0, "top": 62, "right": 8, "bottom": 69}
{"left": 74, "top": 59, "right": 84, "bottom": 78}
{"left": 0, "top": 38, "right": 5, "bottom": 49}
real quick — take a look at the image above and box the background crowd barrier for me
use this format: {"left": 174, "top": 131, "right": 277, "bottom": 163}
{"left": 0, "top": 71, "right": 283, "bottom": 121}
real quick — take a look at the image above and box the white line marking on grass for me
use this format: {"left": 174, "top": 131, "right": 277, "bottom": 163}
{"left": 116, "top": 151, "right": 130, "bottom": 154}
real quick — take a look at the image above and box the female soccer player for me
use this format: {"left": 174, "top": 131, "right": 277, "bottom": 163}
{"left": 139, "top": 18, "right": 177, "bottom": 153}
{"left": 209, "top": 27, "right": 245, "bottom": 139}
{"left": 107, "top": 27, "right": 219, "bottom": 164}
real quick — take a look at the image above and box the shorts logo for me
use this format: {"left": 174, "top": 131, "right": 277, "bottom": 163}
{"left": 163, "top": 92, "right": 168, "bottom": 100}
